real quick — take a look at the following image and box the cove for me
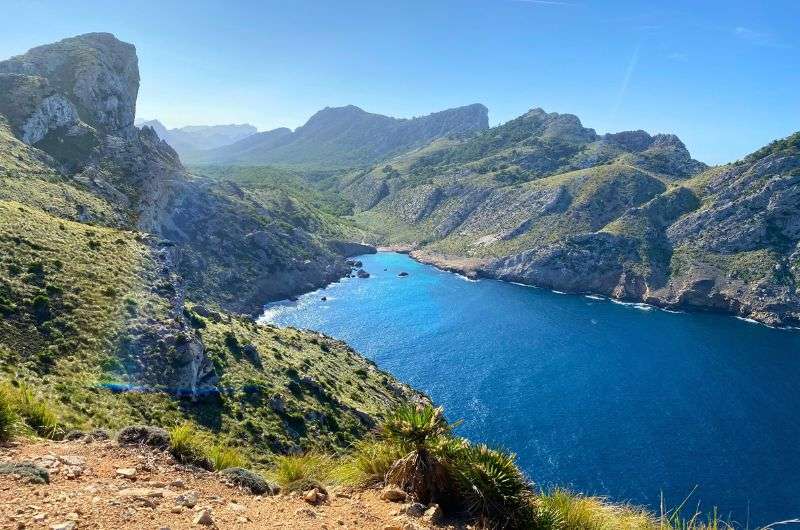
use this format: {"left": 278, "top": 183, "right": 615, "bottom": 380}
{"left": 261, "top": 252, "right": 800, "bottom": 525}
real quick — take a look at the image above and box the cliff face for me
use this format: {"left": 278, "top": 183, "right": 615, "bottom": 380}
{"left": 0, "top": 33, "right": 377, "bottom": 405}
{"left": 186, "top": 103, "right": 489, "bottom": 168}
{"left": 349, "top": 107, "right": 800, "bottom": 326}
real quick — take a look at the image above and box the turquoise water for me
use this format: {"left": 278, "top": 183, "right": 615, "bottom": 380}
{"left": 262, "top": 252, "right": 800, "bottom": 525}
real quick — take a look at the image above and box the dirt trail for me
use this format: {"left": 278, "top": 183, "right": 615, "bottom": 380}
{"left": 0, "top": 439, "right": 465, "bottom": 530}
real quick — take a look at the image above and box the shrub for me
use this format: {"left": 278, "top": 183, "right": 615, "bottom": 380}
{"left": 220, "top": 467, "right": 279, "bottom": 495}
{"left": 268, "top": 453, "right": 333, "bottom": 492}
{"left": 169, "top": 422, "right": 212, "bottom": 469}
{"left": 0, "top": 462, "right": 49, "bottom": 484}
{"left": 10, "top": 383, "right": 62, "bottom": 439}
{"left": 207, "top": 444, "right": 246, "bottom": 471}
{"left": 31, "top": 295, "right": 51, "bottom": 323}
{"left": 382, "top": 403, "right": 453, "bottom": 453}
{"left": 117, "top": 425, "right": 170, "bottom": 449}
{"left": 452, "top": 444, "right": 536, "bottom": 529}
{"left": 382, "top": 404, "right": 456, "bottom": 505}
{"left": 224, "top": 332, "right": 241, "bottom": 355}
{"left": 0, "top": 386, "right": 18, "bottom": 442}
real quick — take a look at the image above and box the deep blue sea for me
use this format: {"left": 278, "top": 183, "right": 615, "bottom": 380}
{"left": 261, "top": 252, "right": 800, "bottom": 525}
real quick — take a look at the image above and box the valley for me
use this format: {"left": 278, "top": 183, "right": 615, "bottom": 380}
{"left": 0, "top": 30, "right": 798, "bottom": 529}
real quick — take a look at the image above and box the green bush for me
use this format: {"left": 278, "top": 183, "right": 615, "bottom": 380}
{"left": 31, "top": 295, "right": 51, "bottom": 323}
{"left": 169, "top": 422, "right": 246, "bottom": 471}
{"left": 452, "top": 444, "right": 536, "bottom": 529}
{"left": 0, "top": 462, "right": 49, "bottom": 484}
{"left": 382, "top": 404, "right": 455, "bottom": 505}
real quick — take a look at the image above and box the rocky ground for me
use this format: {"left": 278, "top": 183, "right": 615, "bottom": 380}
{"left": 0, "top": 439, "right": 462, "bottom": 530}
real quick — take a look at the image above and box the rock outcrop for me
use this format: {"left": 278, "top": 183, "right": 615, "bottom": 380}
{"left": 0, "top": 33, "right": 375, "bottom": 396}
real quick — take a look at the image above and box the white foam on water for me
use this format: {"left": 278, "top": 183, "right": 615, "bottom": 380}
{"left": 456, "top": 274, "right": 479, "bottom": 283}
{"left": 610, "top": 299, "right": 654, "bottom": 311}
{"left": 552, "top": 290, "right": 567, "bottom": 295}
{"left": 585, "top": 295, "right": 605, "bottom": 300}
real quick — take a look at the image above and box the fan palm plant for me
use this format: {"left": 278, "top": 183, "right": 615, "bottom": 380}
{"left": 453, "top": 444, "right": 536, "bottom": 529}
{"left": 382, "top": 403, "right": 457, "bottom": 504}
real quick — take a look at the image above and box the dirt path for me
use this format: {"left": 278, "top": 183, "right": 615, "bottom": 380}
{"left": 0, "top": 439, "right": 465, "bottom": 530}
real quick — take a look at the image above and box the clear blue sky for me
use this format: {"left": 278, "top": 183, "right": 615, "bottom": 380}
{"left": 2, "top": 0, "right": 798, "bottom": 164}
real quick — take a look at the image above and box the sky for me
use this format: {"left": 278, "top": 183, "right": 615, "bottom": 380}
{"left": 2, "top": 0, "right": 798, "bottom": 164}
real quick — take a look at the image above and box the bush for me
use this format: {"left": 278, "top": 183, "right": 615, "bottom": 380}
{"left": 268, "top": 453, "right": 333, "bottom": 492}
{"left": 452, "top": 444, "right": 536, "bottom": 529}
{"left": 0, "top": 386, "right": 18, "bottom": 442}
{"left": 382, "top": 404, "right": 455, "bottom": 504}
{"left": 0, "top": 461, "right": 49, "bottom": 484}
{"left": 537, "top": 489, "right": 654, "bottom": 530}
{"left": 117, "top": 425, "right": 170, "bottom": 449}
{"left": 220, "top": 467, "right": 279, "bottom": 495}
{"left": 31, "top": 295, "right": 51, "bottom": 323}
{"left": 10, "top": 383, "right": 62, "bottom": 439}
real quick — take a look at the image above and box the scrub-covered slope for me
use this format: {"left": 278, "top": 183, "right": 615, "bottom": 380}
{"left": 348, "top": 107, "right": 800, "bottom": 326}
{"left": 0, "top": 33, "right": 418, "bottom": 456}
{"left": 0, "top": 32, "right": 370, "bottom": 315}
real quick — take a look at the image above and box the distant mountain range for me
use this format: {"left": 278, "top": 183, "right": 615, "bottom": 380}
{"left": 134, "top": 119, "right": 257, "bottom": 158}
{"left": 183, "top": 103, "right": 489, "bottom": 168}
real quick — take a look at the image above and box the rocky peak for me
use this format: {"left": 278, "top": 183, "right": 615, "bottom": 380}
{"left": 603, "top": 130, "right": 654, "bottom": 152}
{"left": 0, "top": 32, "right": 139, "bottom": 139}
{"left": 514, "top": 107, "right": 597, "bottom": 144}
{"left": 651, "top": 134, "right": 686, "bottom": 150}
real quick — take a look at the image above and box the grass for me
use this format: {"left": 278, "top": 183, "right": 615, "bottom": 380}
{"left": 6, "top": 382, "right": 63, "bottom": 439}
{"left": 0, "top": 385, "right": 18, "bottom": 441}
{"left": 207, "top": 444, "right": 246, "bottom": 471}
{"left": 330, "top": 439, "right": 405, "bottom": 486}
{"left": 267, "top": 453, "right": 333, "bottom": 492}
{"left": 536, "top": 489, "right": 737, "bottom": 530}
{"left": 169, "top": 421, "right": 246, "bottom": 471}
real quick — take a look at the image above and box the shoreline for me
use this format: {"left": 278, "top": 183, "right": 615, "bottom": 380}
{"left": 257, "top": 246, "right": 798, "bottom": 332}
{"left": 392, "top": 249, "right": 799, "bottom": 332}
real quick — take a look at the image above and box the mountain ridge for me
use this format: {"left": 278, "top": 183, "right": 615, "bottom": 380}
{"left": 135, "top": 118, "right": 258, "bottom": 158}
{"left": 186, "top": 102, "right": 489, "bottom": 168}
{"left": 340, "top": 105, "right": 799, "bottom": 326}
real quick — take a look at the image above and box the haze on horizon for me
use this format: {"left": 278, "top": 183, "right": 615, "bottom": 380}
{"left": 2, "top": 0, "right": 798, "bottom": 165}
